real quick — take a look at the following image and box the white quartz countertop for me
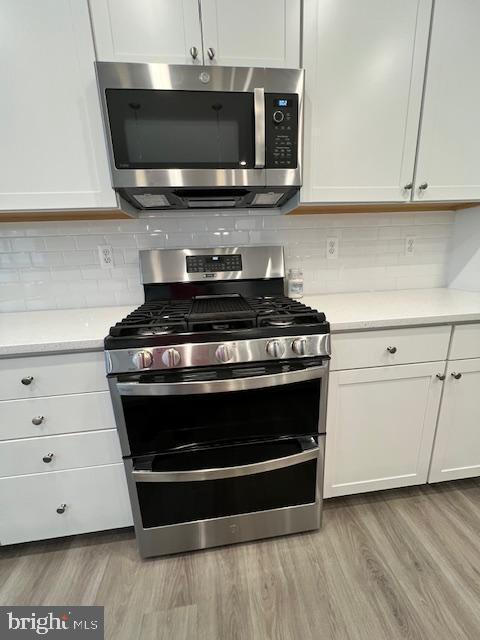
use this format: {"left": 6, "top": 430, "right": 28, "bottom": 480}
{"left": 0, "top": 306, "right": 136, "bottom": 356}
{"left": 1, "top": 288, "right": 480, "bottom": 357}
{"left": 303, "top": 288, "right": 480, "bottom": 332}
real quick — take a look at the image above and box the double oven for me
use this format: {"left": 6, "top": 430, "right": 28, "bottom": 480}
{"left": 109, "top": 359, "right": 328, "bottom": 557}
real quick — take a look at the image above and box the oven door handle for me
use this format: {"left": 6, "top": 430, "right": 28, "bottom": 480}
{"left": 132, "top": 437, "right": 318, "bottom": 483}
{"left": 254, "top": 87, "right": 265, "bottom": 168}
{"left": 116, "top": 363, "right": 328, "bottom": 396}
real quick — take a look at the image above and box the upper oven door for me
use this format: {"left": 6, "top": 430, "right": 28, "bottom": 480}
{"left": 95, "top": 63, "right": 304, "bottom": 189}
{"left": 111, "top": 359, "right": 328, "bottom": 458}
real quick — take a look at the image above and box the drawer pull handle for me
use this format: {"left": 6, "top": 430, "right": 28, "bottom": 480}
{"left": 386, "top": 346, "right": 397, "bottom": 354}
{"left": 436, "top": 374, "right": 446, "bottom": 381}
{"left": 451, "top": 372, "right": 462, "bottom": 380}
{"left": 32, "top": 416, "right": 45, "bottom": 426}
{"left": 56, "top": 504, "right": 67, "bottom": 514}
{"left": 21, "top": 376, "right": 34, "bottom": 386}
{"left": 43, "top": 453, "right": 54, "bottom": 463}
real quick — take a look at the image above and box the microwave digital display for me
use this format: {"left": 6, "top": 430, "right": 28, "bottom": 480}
{"left": 276, "top": 98, "right": 290, "bottom": 107}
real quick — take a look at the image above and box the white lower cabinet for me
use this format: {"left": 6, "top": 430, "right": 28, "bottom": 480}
{"left": 428, "top": 359, "right": 480, "bottom": 483}
{"left": 0, "top": 464, "right": 133, "bottom": 546}
{"left": 324, "top": 362, "right": 444, "bottom": 498}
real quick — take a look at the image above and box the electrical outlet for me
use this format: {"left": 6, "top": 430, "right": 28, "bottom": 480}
{"left": 326, "top": 237, "right": 339, "bottom": 260}
{"left": 405, "top": 236, "right": 415, "bottom": 256}
{"left": 98, "top": 245, "right": 114, "bottom": 268}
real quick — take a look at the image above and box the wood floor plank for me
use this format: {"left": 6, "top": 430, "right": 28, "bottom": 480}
{"left": 1, "top": 480, "right": 479, "bottom": 640}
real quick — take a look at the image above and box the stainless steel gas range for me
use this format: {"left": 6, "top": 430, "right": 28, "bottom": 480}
{"left": 105, "top": 246, "right": 330, "bottom": 558}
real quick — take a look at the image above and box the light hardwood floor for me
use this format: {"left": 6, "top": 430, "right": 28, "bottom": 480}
{"left": 1, "top": 480, "right": 480, "bottom": 640}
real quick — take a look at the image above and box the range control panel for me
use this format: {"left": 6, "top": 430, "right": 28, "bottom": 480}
{"left": 186, "top": 254, "right": 243, "bottom": 273}
{"left": 265, "top": 94, "right": 298, "bottom": 169}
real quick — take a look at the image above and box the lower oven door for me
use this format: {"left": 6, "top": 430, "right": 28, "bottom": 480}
{"left": 126, "top": 435, "right": 324, "bottom": 555}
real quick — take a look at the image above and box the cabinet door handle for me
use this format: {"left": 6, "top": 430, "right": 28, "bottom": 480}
{"left": 451, "top": 372, "right": 462, "bottom": 380}
{"left": 43, "top": 453, "right": 54, "bottom": 463}
{"left": 386, "top": 346, "right": 397, "bottom": 354}
{"left": 436, "top": 374, "right": 446, "bottom": 381}
{"left": 207, "top": 47, "right": 215, "bottom": 60}
{"left": 56, "top": 504, "right": 67, "bottom": 514}
{"left": 418, "top": 182, "right": 428, "bottom": 191}
{"left": 32, "top": 416, "right": 45, "bottom": 426}
{"left": 403, "top": 182, "right": 413, "bottom": 190}
{"left": 21, "top": 376, "right": 34, "bottom": 386}
{"left": 189, "top": 46, "right": 198, "bottom": 60}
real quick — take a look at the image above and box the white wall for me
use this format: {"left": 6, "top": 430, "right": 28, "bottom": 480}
{"left": 0, "top": 210, "right": 455, "bottom": 312}
{"left": 448, "top": 206, "right": 480, "bottom": 292}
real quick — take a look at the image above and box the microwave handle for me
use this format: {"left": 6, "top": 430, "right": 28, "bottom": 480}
{"left": 254, "top": 87, "right": 265, "bottom": 168}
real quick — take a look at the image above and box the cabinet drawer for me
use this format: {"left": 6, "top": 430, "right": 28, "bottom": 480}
{"left": 449, "top": 323, "right": 480, "bottom": 360}
{"left": 0, "top": 351, "right": 108, "bottom": 400}
{"left": 0, "top": 464, "right": 133, "bottom": 545}
{"left": 0, "top": 391, "right": 115, "bottom": 441}
{"left": 0, "top": 430, "right": 122, "bottom": 478}
{"left": 330, "top": 325, "right": 451, "bottom": 371}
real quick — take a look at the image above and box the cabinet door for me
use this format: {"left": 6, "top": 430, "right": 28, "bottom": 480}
{"left": 200, "top": 0, "right": 300, "bottom": 68}
{"left": 429, "top": 359, "right": 480, "bottom": 483}
{"left": 89, "top": 0, "right": 203, "bottom": 64}
{"left": 302, "top": 0, "right": 431, "bottom": 203}
{"left": 0, "top": 0, "right": 116, "bottom": 211}
{"left": 324, "top": 362, "right": 443, "bottom": 498}
{"left": 414, "top": 1, "right": 480, "bottom": 201}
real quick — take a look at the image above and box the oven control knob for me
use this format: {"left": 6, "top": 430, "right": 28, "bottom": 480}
{"left": 266, "top": 339, "right": 285, "bottom": 358}
{"left": 161, "top": 348, "right": 181, "bottom": 368}
{"left": 273, "top": 110, "right": 285, "bottom": 124}
{"left": 292, "top": 337, "right": 308, "bottom": 356}
{"left": 132, "top": 350, "right": 153, "bottom": 369}
{"left": 215, "top": 344, "right": 233, "bottom": 363}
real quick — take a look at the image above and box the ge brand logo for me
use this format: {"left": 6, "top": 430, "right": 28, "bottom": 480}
{"left": 199, "top": 71, "right": 210, "bottom": 84}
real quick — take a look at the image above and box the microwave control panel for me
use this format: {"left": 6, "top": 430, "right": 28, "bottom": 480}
{"left": 265, "top": 94, "right": 298, "bottom": 169}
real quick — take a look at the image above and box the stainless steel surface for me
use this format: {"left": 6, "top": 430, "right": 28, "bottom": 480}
{"left": 207, "top": 47, "right": 215, "bottom": 60}
{"left": 123, "top": 434, "right": 325, "bottom": 558}
{"left": 451, "top": 372, "right": 462, "bottom": 379}
{"left": 419, "top": 182, "right": 429, "bottom": 190}
{"left": 42, "top": 453, "right": 54, "bottom": 464}
{"left": 386, "top": 346, "right": 397, "bottom": 354}
{"left": 21, "top": 376, "right": 33, "bottom": 386}
{"left": 56, "top": 504, "right": 67, "bottom": 515}
{"left": 95, "top": 62, "right": 304, "bottom": 193}
{"left": 31, "top": 416, "right": 44, "bottom": 426}
{"left": 132, "top": 350, "right": 153, "bottom": 369}
{"left": 132, "top": 437, "right": 318, "bottom": 483}
{"left": 215, "top": 344, "right": 233, "bottom": 363}
{"left": 189, "top": 46, "right": 198, "bottom": 60}
{"left": 266, "top": 339, "right": 285, "bottom": 358}
{"left": 107, "top": 333, "right": 331, "bottom": 375}
{"left": 254, "top": 87, "right": 266, "bottom": 169}
{"left": 117, "top": 363, "right": 328, "bottom": 397}
{"left": 161, "top": 348, "right": 181, "bottom": 368}
{"left": 292, "top": 337, "right": 307, "bottom": 356}
{"left": 436, "top": 373, "right": 446, "bottom": 381}
{"left": 140, "top": 246, "right": 285, "bottom": 284}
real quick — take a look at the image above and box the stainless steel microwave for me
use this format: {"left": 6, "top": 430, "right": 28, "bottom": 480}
{"left": 95, "top": 62, "right": 304, "bottom": 211}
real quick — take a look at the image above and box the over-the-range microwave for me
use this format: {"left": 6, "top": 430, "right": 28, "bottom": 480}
{"left": 95, "top": 62, "right": 304, "bottom": 212}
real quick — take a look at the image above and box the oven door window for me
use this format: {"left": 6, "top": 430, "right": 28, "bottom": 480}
{"left": 120, "top": 377, "right": 322, "bottom": 456}
{"left": 105, "top": 89, "right": 255, "bottom": 169}
{"left": 133, "top": 437, "right": 318, "bottom": 528}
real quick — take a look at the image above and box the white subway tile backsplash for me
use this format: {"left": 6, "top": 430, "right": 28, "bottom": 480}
{"left": 0, "top": 210, "right": 455, "bottom": 312}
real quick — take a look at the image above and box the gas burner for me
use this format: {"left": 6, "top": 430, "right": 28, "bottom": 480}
{"left": 138, "top": 326, "right": 177, "bottom": 336}
{"left": 267, "top": 319, "right": 295, "bottom": 327}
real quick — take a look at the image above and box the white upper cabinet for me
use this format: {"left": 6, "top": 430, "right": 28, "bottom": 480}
{"left": 0, "top": 0, "right": 116, "bottom": 211}
{"left": 200, "top": 0, "right": 300, "bottom": 68}
{"left": 302, "top": 0, "right": 432, "bottom": 203}
{"left": 414, "top": 0, "right": 480, "bottom": 202}
{"left": 88, "top": 0, "right": 203, "bottom": 65}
